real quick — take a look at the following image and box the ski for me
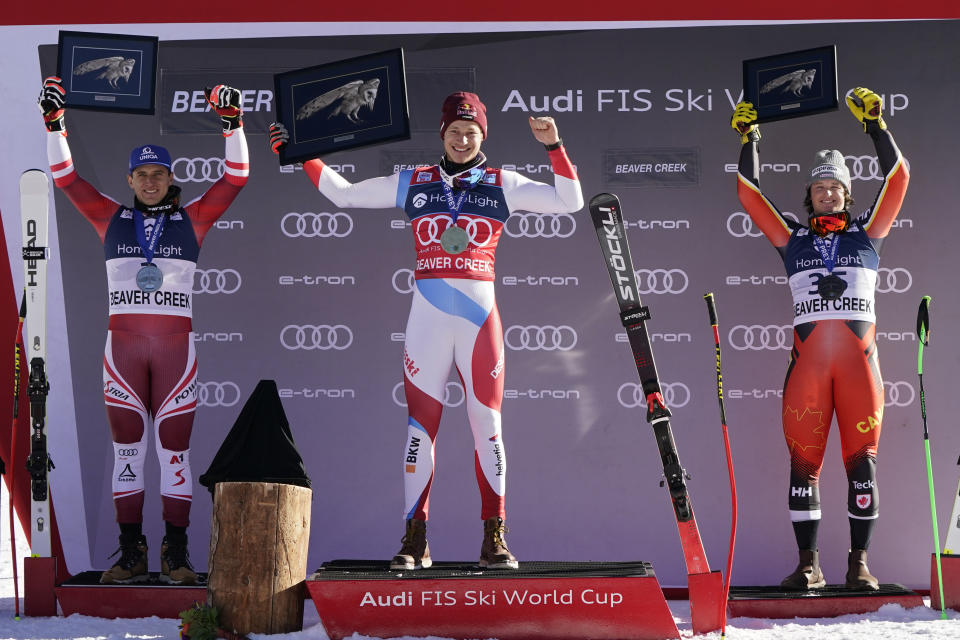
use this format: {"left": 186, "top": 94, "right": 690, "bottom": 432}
{"left": 20, "top": 169, "right": 52, "bottom": 557}
{"left": 589, "top": 192, "right": 710, "bottom": 575}
{"left": 944, "top": 469, "right": 960, "bottom": 555}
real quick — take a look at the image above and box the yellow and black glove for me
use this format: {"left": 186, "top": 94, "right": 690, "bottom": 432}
{"left": 38, "top": 76, "right": 67, "bottom": 134}
{"left": 731, "top": 101, "right": 760, "bottom": 143}
{"left": 846, "top": 87, "right": 886, "bottom": 132}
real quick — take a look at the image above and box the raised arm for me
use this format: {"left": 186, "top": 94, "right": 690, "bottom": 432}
{"left": 268, "top": 122, "right": 399, "bottom": 209}
{"left": 845, "top": 87, "right": 909, "bottom": 240}
{"left": 501, "top": 117, "right": 583, "bottom": 214}
{"left": 40, "top": 77, "right": 120, "bottom": 242}
{"left": 732, "top": 101, "right": 793, "bottom": 250}
{"left": 184, "top": 85, "right": 250, "bottom": 245}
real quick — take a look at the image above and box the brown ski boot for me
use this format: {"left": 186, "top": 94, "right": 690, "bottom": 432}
{"left": 780, "top": 548, "right": 826, "bottom": 590}
{"left": 845, "top": 549, "right": 879, "bottom": 590}
{"left": 390, "top": 518, "right": 432, "bottom": 570}
{"left": 100, "top": 533, "right": 149, "bottom": 584}
{"left": 479, "top": 517, "right": 518, "bottom": 569}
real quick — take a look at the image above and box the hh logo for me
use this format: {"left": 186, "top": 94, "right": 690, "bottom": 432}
{"left": 856, "top": 494, "right": 872, "bottom": 510}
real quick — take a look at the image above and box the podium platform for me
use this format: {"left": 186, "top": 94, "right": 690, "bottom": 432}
{"left": 54, "top": 571, "right": 208, "bottom": 619}
{"left": 727, "top": 583, "right": 924, "bottom": 619}
{"left": 306, "top": 559, "right": 680, "bottom": 640}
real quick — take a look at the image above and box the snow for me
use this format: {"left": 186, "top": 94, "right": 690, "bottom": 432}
{"left": 1, "top": 487, "right": 959, "bottom": 639}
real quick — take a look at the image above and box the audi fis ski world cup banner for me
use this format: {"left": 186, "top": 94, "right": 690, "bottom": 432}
{"left": 37, "top": 21, "right": 960, "bottom": 590}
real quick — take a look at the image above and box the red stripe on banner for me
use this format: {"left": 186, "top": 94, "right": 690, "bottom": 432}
{"left": 2, "top": 0, "right": 958, "bottom": 24}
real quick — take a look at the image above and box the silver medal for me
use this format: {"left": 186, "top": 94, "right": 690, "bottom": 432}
{"left": 440, "top": 226, "right": 470, "bottom": 255}
{"left": 136, "top": 263, "right": 164, "bottom": 292}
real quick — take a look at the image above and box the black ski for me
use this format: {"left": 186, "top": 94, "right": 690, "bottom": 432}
{"left": 589, "top": 192, "right": 710, "bottom": 575}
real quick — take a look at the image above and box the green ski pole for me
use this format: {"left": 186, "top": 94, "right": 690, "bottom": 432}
{"left": 917, "top": 295, "right": 947, "bottom": 618}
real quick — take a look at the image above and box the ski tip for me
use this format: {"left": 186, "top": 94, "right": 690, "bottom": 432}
{"left": 588, "top": 192, "right": 618, "bottom": 207}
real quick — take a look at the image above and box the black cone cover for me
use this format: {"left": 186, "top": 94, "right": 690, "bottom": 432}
{"left": 199, "top": 379, "right": 311, "bottom": 494}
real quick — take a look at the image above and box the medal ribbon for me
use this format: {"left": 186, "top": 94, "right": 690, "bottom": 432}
{"left": 441, "top": 181, "right": 469, "bottom": 226}
{"left": 133, "top": 209, "right": 167, "bottom": 264}
{"left": 812, "top": 233, "right": 840, "bottom": 273}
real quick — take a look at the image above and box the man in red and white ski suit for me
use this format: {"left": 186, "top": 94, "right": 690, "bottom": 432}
{"left": 38, "top": 77, "right": 249, "bottom": 584}
{"left": 271, "top": 91, "right": 582, "bottom": 569}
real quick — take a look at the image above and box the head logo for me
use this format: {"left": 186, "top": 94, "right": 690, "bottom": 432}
{"left": 172, "top": 157, "right": 224, "bottom": 183}
{"left": 617, "top": 382, "right": 691, "bottom": 409}
{"left": 504, "top": 212, "right": 576, "bottom": 238}
{"left": 392, "top": 381, "right": 464, "bottom": 408}
{"left": 504, "top": 325, "right": 578, "bottom": 351}
{"left": 281, "top": 212, "right": 354, "bottom": 238}
{"left": 280, "top": 324, "right": 354, "bottom": 350}
{"left": 728, "top": 324, "right": 792, "bottom": 351}
{"left": 193, "top": 269, "right": 241, "bottom": 294}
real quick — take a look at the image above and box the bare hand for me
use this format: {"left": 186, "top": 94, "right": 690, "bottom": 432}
{"left": 529, "top": 116, "right": 560, "bottom": 145}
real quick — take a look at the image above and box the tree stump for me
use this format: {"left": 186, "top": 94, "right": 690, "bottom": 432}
{"left": 207, "top": 481, "right": 312, "bottom": 634}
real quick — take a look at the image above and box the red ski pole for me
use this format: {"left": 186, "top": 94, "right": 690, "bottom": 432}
{"left": 9, "top": 295, "right": 25, "bottom": 619}
{"left": 705, "top": 293, "right": 737, "bottom": 639}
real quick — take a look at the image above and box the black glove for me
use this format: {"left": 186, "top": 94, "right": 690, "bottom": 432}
{"left": 205, "top": 84, "right": 243, "bottom": 133}
{"left": 268, "top": 122, "right": 289, "bottom": 155}
{"left": 38, "top": 76, "right": 66, "bottom": 134}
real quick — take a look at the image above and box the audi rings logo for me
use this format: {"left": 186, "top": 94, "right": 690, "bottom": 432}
{"left": 415, "top": 216, "right": 493, "bottom": 248}
{"left": 193, "top": 269, "right": 241, "bottom": 294}
{"left": 617, "top": 382, "right": 691, "bottom": 409}
{"left": 392, "top": 381, "right": 465, "bottom": 408}
{"left": 392, "top": 268, "right": 416, "bottom": 294}
{"left": 281, "top": 212, "right": 354, "bottom": 238}
{"left": 884, "top": 381, "right": 915, "bottom": 407}
{"left": 197, "top": 381, "right": 241, "bottom": 408}
{"left": 280, "top": 324, "right": 354, "bottom": 350}
{"left": 117, "top": 448, "right": 139, "bottom": 456}
{"left": 635, "top": 269, "right": 688, "bottom": 295}
{"left": 504, "top": 325, "right": 578, "bottom": 351}
{"left": 845, "top": 155, "right": 882, "bottom": 181}
{"left": 504, "top": 212, "right": 576, "bottom": 239}
{"left": 728, "top": 324, "right": 792, "bottom": 351}
{"left": 172, "top": 157, "right": 224, "bottom": 183}
{"left": 875, "top": 267, "right": 912, "bottom": 294}
{"left": 727, "top": 211, "right": 800, "bottom": 238}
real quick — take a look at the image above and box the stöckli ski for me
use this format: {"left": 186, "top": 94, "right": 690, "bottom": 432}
{"left": 589, "top": 192, "right": 710, "bottom": 576}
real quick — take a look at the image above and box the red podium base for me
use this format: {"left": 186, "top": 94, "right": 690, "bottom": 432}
{"left": 306, "top": 560, "right": 680, "bottom": 640}
{"left": 727, "top": 583, "right": 924, "bottom": 619}
{"left": 930, "top": 553, "right": 960, "bottom": 611}
{"left": 54, "top": 571, "right": 207, "bottom": 619}
{"left": 24, "top": 556, "right": 58, "bottom": 617}
{"left": 688, "top": 570, "right": 724, "bottom": 634}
